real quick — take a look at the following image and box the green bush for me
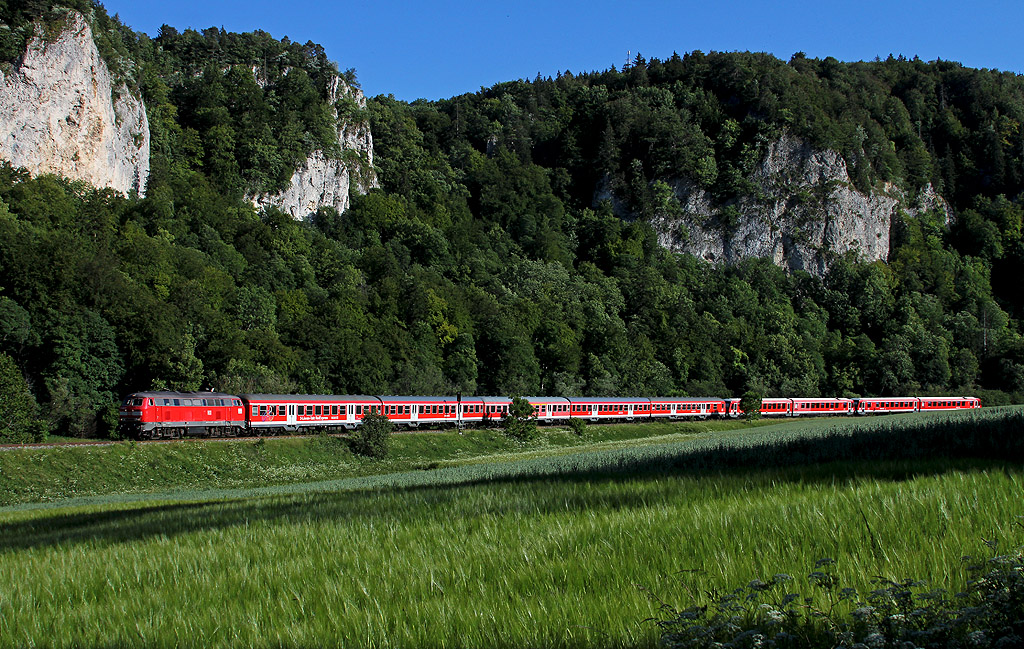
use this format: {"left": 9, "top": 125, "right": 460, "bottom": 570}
{"left": 740, "top": 390, "right": 763, "bottom": 422}
{"left": 657, "top": 546, "right": 1024, "bottom": 649}
{"left": 502, "top": 396, "right": 538, "bottom": 443}
{"left": 0, "top": 352, "right": 43, "bottom": 443}
{"left": 349, "top": 412, "right": 393, "bottom": 458}
{"left": 567, "top": 417, "right": 588, "bottom": 437}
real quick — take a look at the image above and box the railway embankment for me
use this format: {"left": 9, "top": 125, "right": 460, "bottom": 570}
{"left": 0, "top": 419, "right": 744, "bottom": 507}
{"left": 2, "top": 408, "right": 1020, "bottom": 509}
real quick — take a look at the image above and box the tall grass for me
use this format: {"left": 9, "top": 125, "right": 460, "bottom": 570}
{"left": 0, "top": 461, "right": 1020, "bottom": 648}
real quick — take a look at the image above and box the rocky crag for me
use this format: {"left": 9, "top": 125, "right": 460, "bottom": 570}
{"left": 0, "top": 10, "right": 149, "bottom": 196}
{"left": 635, "top": 133, "right": 951, "bottom": 276}
{"left": 251, "top": 75, "right": 378, "bottom": 220}
{"left": 0, "top": 10, "right": 375, "bottom": 217}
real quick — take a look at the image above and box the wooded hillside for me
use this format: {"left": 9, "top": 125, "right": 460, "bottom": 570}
{"left": 1, "top": 2, "right": 1023, "bottom": 438}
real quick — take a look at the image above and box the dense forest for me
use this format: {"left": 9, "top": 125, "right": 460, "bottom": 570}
{"left": 2, "top": 1, "right": 1024, "bottom": 438}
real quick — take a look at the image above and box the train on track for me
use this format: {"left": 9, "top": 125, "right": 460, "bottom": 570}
{"left": 117, "top": 391, "right": 982, "bottom": 440}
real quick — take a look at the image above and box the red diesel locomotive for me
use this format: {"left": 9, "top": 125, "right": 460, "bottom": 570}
{"left": 118, "top": 391, "right": 247, "bottom": 439}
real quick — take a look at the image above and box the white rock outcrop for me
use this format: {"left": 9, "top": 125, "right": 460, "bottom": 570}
{"left": 0, "top": 11, "right": 149, "bottom": 196}
{"left": 636, "top": 133, "right": 950, "bottom": 276}
{"left": 252, "top": 76, "right": 377, "bottom": 219}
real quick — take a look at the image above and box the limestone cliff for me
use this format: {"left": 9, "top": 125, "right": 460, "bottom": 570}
{"left": 0, "top": 10, "right": 149, "bottom": 196}
{"left": 627, "top": 133, "right": 951, "bottom": 276}
{"left": 252, "top": 76, "right": 377, "bottom": 219}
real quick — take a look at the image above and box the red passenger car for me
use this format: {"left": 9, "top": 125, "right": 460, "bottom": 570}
{"left": 854, "top": 397, "right": 919, "bottom": 415}
{"left": 459, "top": 396, "right": 511, "bottom": 426}
{"left": 649, "top": 398, "right": 726, "bottom": 419}
{"left": 790, "top": 398, "right": 854, "bottom": 416}
{"left": 118, "top": 391, "right": 246, "bottom": 439}
{"left": 377, "top": 396, "right": 460, "bottom": 428}
{"left": 916, "top": 396, "right": 981, "bottom": 412}
{"left": 725, "top": 398, "right": 793, "bottom": 418}
{"left": 524, "top": 397, "right": 572, "bottom": 423}
{"left": 567, "top": 397, "right": 650, "bottom": 422}
{"left": 241, "top": 394, "right": 380, "bottom": 433}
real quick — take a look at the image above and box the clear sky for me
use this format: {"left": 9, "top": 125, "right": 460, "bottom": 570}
{"left": 100, "top": 0, "right": 1023, "bottom": 102}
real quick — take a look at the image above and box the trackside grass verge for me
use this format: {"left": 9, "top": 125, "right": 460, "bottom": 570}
{"left": 0, "top": 417, "right": 783, "bottom": 506}
{"left": 1, "top": 407, "right": 1020, "bottom": 511}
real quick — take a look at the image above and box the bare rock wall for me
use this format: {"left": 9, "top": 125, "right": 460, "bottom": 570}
{"left": 634, "top": 133, "right": 950, "bottom": 275}
{"left": 0, "top": 11, "right": 149, "bottom": 196}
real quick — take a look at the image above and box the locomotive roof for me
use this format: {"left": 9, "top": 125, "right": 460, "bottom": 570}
{"left": 130, "top": 391, "right": 238, "bottom": 399}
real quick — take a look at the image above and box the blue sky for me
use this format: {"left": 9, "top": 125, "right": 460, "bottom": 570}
{"left": 101, "top": 0, "right": 1023, "bottom": 102}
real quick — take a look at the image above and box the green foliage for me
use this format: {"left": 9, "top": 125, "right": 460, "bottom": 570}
{"left": 308, "top": 430, "right": 347, "bottom": 455}
{"left": 657, "top": 549, "right": 1024, "bottom": 649}
{"left": 739, "top": 390, "right": 763, "bottom": 421}
{"left": 567, "top": 416, "right": 587, "bottom": 437}
{"left": 349, "top": 411, "right": 392, "bottom": 458}
{"left": 501, "top": 395, "right": 539, "bottom": 443}
{"left": 0, "top": 352, "right": 42, "bottom": 442}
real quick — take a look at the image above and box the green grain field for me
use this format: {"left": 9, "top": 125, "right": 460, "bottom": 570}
{"left": 0, "top": 411, "right": 1021, "bottom": 648}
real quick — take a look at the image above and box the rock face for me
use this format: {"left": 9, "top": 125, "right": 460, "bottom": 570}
{"left": 0, "top": 11, "right": 149, "bottom": 196}
{"left": 639, "top": 133, "right": 950, "bottom": 276}
{"left": 252, "top": 76, "right": 377, "bottom": 219}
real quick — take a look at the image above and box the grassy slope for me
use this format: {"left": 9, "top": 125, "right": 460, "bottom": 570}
{"left": 0, "top": 411, "right": 1021, "bottom": 648}
{"left": 0, "top": 419, "right": 778, "bottom": 507}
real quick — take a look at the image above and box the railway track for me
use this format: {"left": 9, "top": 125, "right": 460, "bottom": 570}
{"left": 0, "top": 427, "right": 464, "bottom": 451}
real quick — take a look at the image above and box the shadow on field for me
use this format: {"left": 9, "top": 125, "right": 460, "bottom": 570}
{"left": 1, "top": 409, "right": 1022, "bottom": 552}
